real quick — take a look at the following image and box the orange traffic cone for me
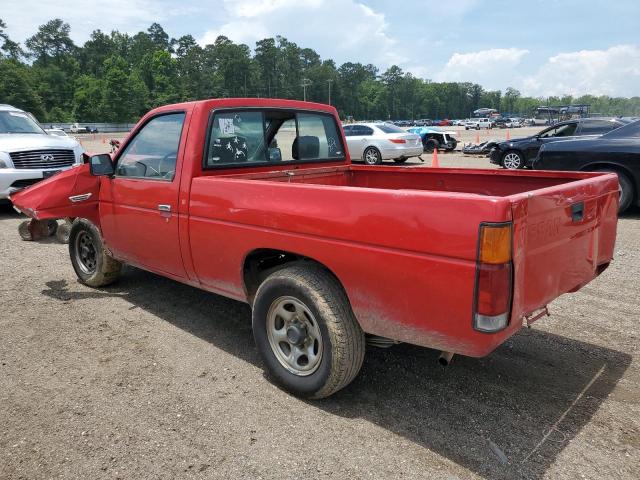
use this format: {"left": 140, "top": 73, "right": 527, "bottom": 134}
{"left": 475, "top": 133, "right": 480, "bottom": 144}
{"left": 432, "top": 148, "right": 440, "bottom": 168}
{"left": 506, "top": 129, "right": 511, "bottom": 140}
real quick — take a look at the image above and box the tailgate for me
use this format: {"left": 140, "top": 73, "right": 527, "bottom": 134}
{"left": 509, "top": 172, "right": 619, "bottom": 321}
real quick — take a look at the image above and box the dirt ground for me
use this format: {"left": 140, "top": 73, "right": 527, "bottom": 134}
{"left": 1, "top": 129, "right": 639, "bottom": 479}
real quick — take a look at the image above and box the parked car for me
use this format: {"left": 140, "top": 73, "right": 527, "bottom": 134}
{"left": 465, "top": 118, "right": 492, "bottom": 130}
{"left": 533, "top": 119, "right": 640, "bottom": 212}
{"left": 490, "top": 117, "right": 630, "bottom": 169}
{"left": 69, "top": 123, "right": 99, "bottom": 134}
{"left": 407, "top": 126, "right": 458, "bottom": 152}
{"left": 11, "top": 98, "right": 619, "bottom": 399}
{"left": 492, "top": 118, "right": 510, "bottom": 129}
{"left": 343, "top": 122, "right": 423, "bottom": 165}
{"left": 415, "top": 119, "right": 433, "bottom": 127}
{"left": 434, "top": 119, "right": 452, "bottom": 127}
{"left": 0, "top": 104, "right": 84, "bottom": 200}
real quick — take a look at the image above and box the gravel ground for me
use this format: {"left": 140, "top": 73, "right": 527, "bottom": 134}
{"left": 1, "top": 131, "right": 639, "bottom": 479}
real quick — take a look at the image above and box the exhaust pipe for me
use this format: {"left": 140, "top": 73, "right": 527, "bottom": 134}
{"left": 438, "top": 351, "right": 454, "bottom": 366}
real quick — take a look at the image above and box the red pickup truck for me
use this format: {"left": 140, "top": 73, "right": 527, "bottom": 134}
{"left": 11, "top": 98, "right": 619, "bottom": 398}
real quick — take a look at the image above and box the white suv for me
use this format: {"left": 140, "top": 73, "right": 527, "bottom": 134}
{"left": 0, "top": 105, "right": 84, "bottom": 200}
{"left": 464, "top": 118, "right": 492, "bottom": 130}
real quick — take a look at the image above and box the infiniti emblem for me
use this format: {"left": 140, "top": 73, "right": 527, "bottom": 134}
{"left": 40, "top": 154, "right": 55, "bottom": 161}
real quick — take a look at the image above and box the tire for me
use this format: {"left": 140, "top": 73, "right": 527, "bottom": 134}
{"left": 363, "top": 147, "right": 382, "bottom": 165}
{"left": 594, "top": 169, "right": 634, "bottom": 213}
{"left": 55, "top": 222, "right": 71, "bottom": 244}
{"left": 449, "top": 139, "right": 458, "bottom": 151}
{"left": 18, "top": 220, "right": 33, "bottom": 241}
{"left": 69, "top": 219, "right": 122, "bottom": 287}
{"left": 252, "top": 264, "right": 365, "bottom": 399}
{"left": 46, "top": 220, "right": 58, "bottom": 236}
{"left": 393, "top": 157, "right": 408, "bottom": 163}
{"left": 424, "top": 139, "right": 439, "bottom": 152}
{"left": 502, "top": 150, "right": 525, "bottom": 169}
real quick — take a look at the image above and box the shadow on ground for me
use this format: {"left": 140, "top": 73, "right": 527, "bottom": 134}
{"left": 41, "top": 268, "right": 631, "bottom": 480}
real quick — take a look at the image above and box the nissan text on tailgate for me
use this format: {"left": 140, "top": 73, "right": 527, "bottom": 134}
{"left": 11, "top": 99, "right": 619, "bottom": 399}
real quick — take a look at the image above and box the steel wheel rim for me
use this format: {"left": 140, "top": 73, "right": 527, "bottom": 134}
{"left": 75, "top": 231, "right": 97, "bottom": 274}
{"left": 364, "top": 149, "right": 378, "bottom": 164}
{"left": 266, "top": 296, "right": 323, "bottom": 376}
{"left": 503, "top": 152, "right": 521, "bottom": 169}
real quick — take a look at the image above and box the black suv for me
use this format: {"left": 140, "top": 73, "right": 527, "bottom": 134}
{"left": 490, "top": 118, "right": 629, "bottom": 169}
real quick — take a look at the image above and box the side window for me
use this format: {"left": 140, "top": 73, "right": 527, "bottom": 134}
{"left": 206, "top": 111, "right": 266, "bottom": 166}
{"left": 343, "top": 125, "right": 354, "bottom": 137}
{"left": 360, "top": 126, "right": 374, "bottom": 136}
{"left": 297, "top": 113, "right": 344, "bottom": 159}
{"left": 116, "top": 113, "right": 185, "bottom": 180}
{"left": 580, "top": 121, "right": 617, "bottom": 134}
{"left": 554, "top": 123, "right": 577, "bottom": 137}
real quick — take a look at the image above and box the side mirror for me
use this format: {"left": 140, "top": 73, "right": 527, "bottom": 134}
{"left": 90, "top": 154, "right": 115, "bottom": 176}
{"left": 268, "top": 147, "right": 282, "bottom": 162}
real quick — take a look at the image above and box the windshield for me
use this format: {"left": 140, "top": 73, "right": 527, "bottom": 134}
{"left": 375, "top": 123, "right": 405, "bottom": 134}
{"left": 0, "top": 111, "right": 45, "bottom": 134}
{"left": 603, "top": 119, "right": 640, "bottom": 139}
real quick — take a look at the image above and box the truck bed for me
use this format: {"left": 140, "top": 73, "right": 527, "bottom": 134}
{"left": 190, "top": 165, "right": 619, "bottom": 356}
{"left": 224, "top": 165, "right": 597, "bottom": 197}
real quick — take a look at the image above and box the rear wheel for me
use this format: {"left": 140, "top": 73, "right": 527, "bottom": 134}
{"left": 363, "top": 147, "right": 382, "bottom": 165}
{"left": 69, "top": 219, "right": 122, "bottom": 287}
{"left": 252, "top": 264, "right": 365, "bottom": 399}
{"left": 424, "top": 139, "right": 439, "bottom": 152}
{"left": 502, "top": 150, "right": 525, "bottom": 169}
{"left": 595, "top": 169, "right": 634, "bottom": 213}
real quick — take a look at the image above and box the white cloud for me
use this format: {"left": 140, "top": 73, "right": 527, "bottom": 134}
{"left": 1, "top": 0, "right": 194, "bottom": 44}
{"left": 198, "top": 0, "right": 408, "bottom": 69}
{"left": 435, "top": 48, "right": 529, "bottom": 88}
{"left": 523, "top": 45, "right": 640, "bottom": 97}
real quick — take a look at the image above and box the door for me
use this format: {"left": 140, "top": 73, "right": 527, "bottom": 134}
{"left": 526, "top": 122, "right": 578, "bottom": 160}
{"left": 101, "top": 112, "right": 187, "bottom": 278}
{"left": 345, "top": 125, "right": 373, "bottom": 159}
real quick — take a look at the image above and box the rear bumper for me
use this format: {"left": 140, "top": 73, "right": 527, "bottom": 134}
{"left": 380, "top": 145, "right": 424, "bottom": 159}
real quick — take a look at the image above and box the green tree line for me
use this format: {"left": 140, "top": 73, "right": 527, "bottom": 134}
{"left": 1, "top": 18, "right": 640, "bottom": 123}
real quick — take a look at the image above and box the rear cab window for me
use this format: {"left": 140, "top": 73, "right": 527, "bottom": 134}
{"left": 204, "top": 109, "right": 345, "bottom": 168}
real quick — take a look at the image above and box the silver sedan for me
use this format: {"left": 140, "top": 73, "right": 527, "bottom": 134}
{"left": 343, "top": 123, "right": 423, "bottom": 165}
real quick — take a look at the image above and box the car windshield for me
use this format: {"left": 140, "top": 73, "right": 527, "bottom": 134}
{"left": 0, "top": 111, "right": 45, "bottom": 134}
{"left": 603, "top": 119, "right": 640, "bottom": 138}
{"left": 375, "top": 123, "right": 405, "bottom": 134}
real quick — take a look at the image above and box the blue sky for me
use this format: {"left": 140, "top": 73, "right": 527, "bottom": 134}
{"left": 3, "top": 0, "right": 640, "bottom": 96}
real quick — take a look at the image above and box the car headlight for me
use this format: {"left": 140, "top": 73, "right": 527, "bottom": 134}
{"left": 0, "top": 152, "right": 9, "bottom": 168}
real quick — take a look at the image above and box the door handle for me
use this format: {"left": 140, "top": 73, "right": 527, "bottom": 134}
{"left": 158, "top": 204, "right": 171, "bottom": 212}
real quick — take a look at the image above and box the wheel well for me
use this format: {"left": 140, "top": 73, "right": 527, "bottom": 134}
{"left": 242, "top": 249, "right": 342, "bottom": 303}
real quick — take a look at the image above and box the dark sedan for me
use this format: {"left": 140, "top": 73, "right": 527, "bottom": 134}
{"left": 490, "top": 118, "right": 629, "bottom": 169}
{"left": 533, "top": 120, "right": 640, "bottom": 212}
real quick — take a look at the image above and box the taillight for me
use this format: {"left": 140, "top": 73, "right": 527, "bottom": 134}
{"left": 389, "top": 138, "right": 406, "bottom": 144}
{"left": 473, "top": 223, "right": 513, "bottom": 332}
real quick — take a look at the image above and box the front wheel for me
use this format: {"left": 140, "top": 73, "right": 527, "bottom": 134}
{"left": 252, "top": 265, "right": 365, "bottom": 399}
{"left": 69, "top": 219, "right": 122, "bottom": 287}
{"left": 363, "top": 147, "right": 382, "bottom": 165}
{"left": 502, "top": 150, "right": 525, "bottom": 169}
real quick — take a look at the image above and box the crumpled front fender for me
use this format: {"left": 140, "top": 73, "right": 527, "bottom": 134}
{"left": 10, "top": 164, "right": 101, "bottom": 226}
